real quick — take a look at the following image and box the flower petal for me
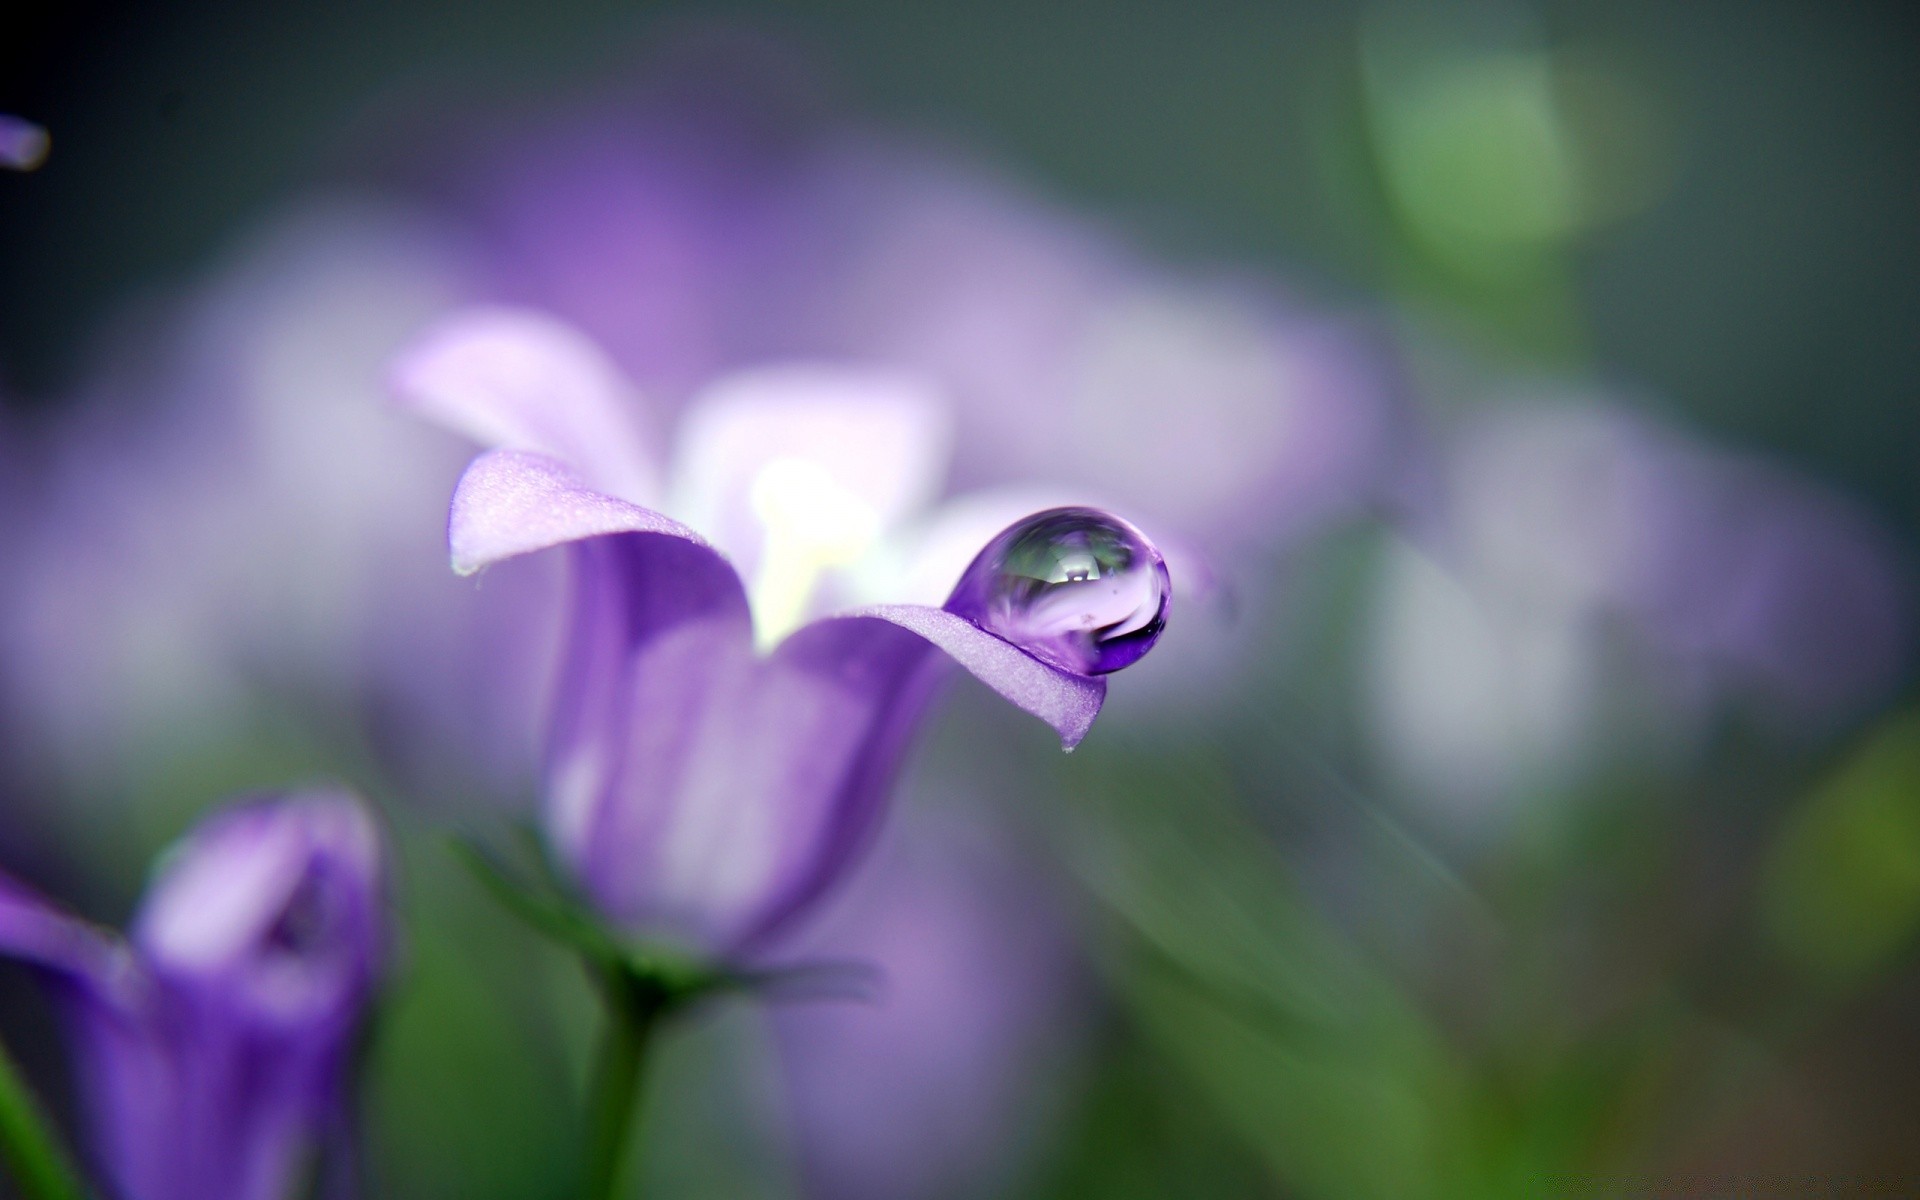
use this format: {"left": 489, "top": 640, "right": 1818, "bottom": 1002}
{"left": 0, "top": 871, "right": 129, "bottom": 994}
{"left": 668, "top": 364, "right": 951, "bottom": 574}
{"left": 0, "top": 874, "right": 168, "bottom": 1199}
{"left": 854, "top": 486, "right": 1091, "bottom": 608}
{"left": 451, "top": 449, "right": 757, "bottom": 869}
{"left": 447, "top": 447, "right": 713, "bottom": 575}
{"left": 544, "top": 533, "right": 754, "bottom": 878}
{"left": 392, "top": 306, "right": 661, "bottom": 504}
{"left": 737, "top": 616, "right": 949, "bottom": 950}
{"left": 572, "top": 616, "right": 928, "bottom": 953}
{"left": 820, "top": 604, "right": 1106, "bottom": 751}
{"left": 131, "top": 789, "right": 385, "bottom": 1026}
{"left": 125, "top": 790, "right": 385, "bottom": 1200}
{"left": 569, "top": 601, "right": 1097, "bottom": 955}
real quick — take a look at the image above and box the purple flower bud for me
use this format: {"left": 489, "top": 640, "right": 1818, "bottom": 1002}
{"left": 0, "top": 790, "right": 386, "bottom": 1200}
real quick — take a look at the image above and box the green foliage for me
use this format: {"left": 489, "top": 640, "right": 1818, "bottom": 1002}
{"left": 1763, "top": 710, "right": 1920, "bottom": 980}
{"left": 362, "top": 830, "right": 582, "bottom": 1200}
{"left": 1064, "top": 750, "right": 1475, "bottom": 1199}
{"left": 0, "top": 1036, "right": 88, "bottom": 1200}
{"left": 1060, "top": 744, "right": 1781, "bottom": 1198}
{"left": 1033, "top": 1025, "right": 1273, "bottom": 1200}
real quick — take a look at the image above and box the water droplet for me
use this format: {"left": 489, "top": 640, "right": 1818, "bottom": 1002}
{"left": 947, "top": 507, "right": 1170, "bottom": 675}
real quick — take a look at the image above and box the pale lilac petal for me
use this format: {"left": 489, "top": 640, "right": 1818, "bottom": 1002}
{"left": 740, "top": 617, "right": 949, "bottom": 950}
{"left": 668, "top": 365, "right": 951, "bottom": 573}
{"left": 575, "top": 617, "right": 924, "bottom": 951}
{"left": 785, "top": 148, "right": 1396, "bottom": 546}
{"left": 453, "top": 450, "right": 755, "bottom": 868}
{"left": 446, "top": 449, "right": 787, "bottom": 943}
{"left": 578, "top": 590, "right": 1111, "bottom": 951}
{"left": 447, "top": 448, "right": 714, "bottom": 575}
{"left": 544, "top": 535, "right": 753, "bottom": 882}
{"left": 862, "top": 487, "right": 1092, "bottom": 608}
{"left": 1045, "top": 282, "right": 1395, "bottom": 539}
{"left": 393, "top": 306, "right": 662, "bottom": 504}
{"left": 829, "top": 605, "right": 1106, "bottom": 750}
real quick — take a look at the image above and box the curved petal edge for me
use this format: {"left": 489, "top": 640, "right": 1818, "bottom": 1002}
{"left": 833, "top": 604, "right": 1106, "bottom": 749}
{"left": 449, "top": 448, "right": 715, "bottom": 575}
{"left": 392, "top": 305, "right": 661, "bottom": 504}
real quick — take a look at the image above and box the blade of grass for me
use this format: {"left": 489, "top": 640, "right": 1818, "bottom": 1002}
{"left": 0, "top": 1036, "right": 87, "bottom": 1200}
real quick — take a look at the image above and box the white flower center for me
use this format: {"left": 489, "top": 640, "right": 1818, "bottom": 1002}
{"left": 746, "top": 456, "right": 885, "bottom": 647}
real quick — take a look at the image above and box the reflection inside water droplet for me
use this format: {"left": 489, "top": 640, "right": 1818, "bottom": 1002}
{"left": 946, "top": 507, "right": 1170, "bottom": 675}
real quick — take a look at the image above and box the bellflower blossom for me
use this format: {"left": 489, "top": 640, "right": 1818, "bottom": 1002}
{"left": 1368, "top": 400, "right": 1910, "bottom": 812}
{"left": 0, "top": 789, "right": 385, "bottom": 1200}
{"left": 393, "top": 307, "right": 1168, "bottom": 953}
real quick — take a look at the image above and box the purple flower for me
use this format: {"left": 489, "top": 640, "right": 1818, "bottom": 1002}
{"left": 393, "top": 307, "right": 1163, "bottom": 955}
{"left": 0, "top": 789, "right": 386, "bottom": 1200}
{"left": 403, "top": 45, "right": 1402, "bottom": 717}
{"left": 0, "top": 204, "right": 555, "bottom": 810}
{"left": 2, "top": 41, "right": 1389, "bottom": 824}
{"left": 1368, "top": 400, "right": 1910, "bottom": 810}
{"left": 0, "top": 114, "right": 49, "bottom": 171}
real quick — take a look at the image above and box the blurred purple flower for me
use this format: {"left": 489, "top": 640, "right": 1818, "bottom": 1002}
{"left": 0, "top": 789, "right": 385, "bottom": 1200}
{"left": 771, "top": 809, "right": 1080, "bottom": 1200}
{"left": 394, "top": 307, "right": 1159, "bottom": 954}
{"left": 0, "top": 203, "right": 558, "bottom": 809}
{"left": 0, "top": 114, "right": 49, "bottom": 171}
{"left": 421, "top": 35, "right": 1400, "bottom": 561}
{"left": 1368, "top": 400, "right": 1910, "bottom": 809}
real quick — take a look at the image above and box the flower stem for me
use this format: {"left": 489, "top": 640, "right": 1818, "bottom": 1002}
{"left": 583, "top": 969, "right": 669, "bottom": 1200}
{"left": 0, "top": 1037, "right": 86, "bottom": 1200}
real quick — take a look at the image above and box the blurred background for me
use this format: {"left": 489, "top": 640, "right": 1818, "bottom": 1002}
{"left": 2, "top": 0, "right": 1917, "bottom": 1196}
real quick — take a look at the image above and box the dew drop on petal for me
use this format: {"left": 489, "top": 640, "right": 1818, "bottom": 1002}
{"left": 946, "top": 506, "right": 1170, "bottom": 676}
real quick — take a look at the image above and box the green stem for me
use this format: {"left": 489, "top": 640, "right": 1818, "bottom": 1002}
{"left": 583, "top": 970, "right": 669, "bottom": 1200}
{"left": 0, "top": 1037, "right": 87, "bottom": 1200}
